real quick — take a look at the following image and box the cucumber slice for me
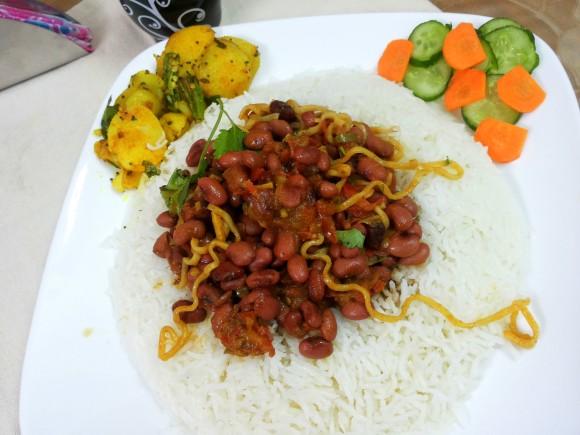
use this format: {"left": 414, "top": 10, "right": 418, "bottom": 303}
{"left": 403, "top": 56, "right": 452, "bottom": 102}
{"left": 461, "top": 75, "right": 521, "bottom": 130}
{"left": 478, "top": 17, "right": 522, "bottom": 36}
{"left": 473, "top": 37, "right": 497, "bottom": 73}
{"left": 484, "top": 26, "right": 539, "bottom": 74}
{"left": 408, "top": 20, "right": 451, "bottom": 67}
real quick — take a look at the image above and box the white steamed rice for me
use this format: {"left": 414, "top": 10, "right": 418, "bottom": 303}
{"left": 109, "top": 70, "right": 529, "bottom": 434}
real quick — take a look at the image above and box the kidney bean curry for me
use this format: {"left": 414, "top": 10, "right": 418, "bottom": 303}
{"left": 152, "top": 99, "right": 539, "bottom": 361}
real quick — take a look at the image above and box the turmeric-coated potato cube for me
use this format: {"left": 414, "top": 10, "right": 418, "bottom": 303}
{"left": 196, "top": 38, "right": 253, "bottom": 99}
{"left": 160, "top": 112, "right": 190, "bottom": 142}
{"left": 156, "top": 25, "right": 215, "bottom": 77}
{"left": 220, "top": 36, "right": 260, "bottom": 80}
{"left": 107, "top": 106, "right": 168, "bottom": 173}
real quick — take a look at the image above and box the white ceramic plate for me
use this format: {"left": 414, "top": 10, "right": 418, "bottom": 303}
{"left": 20, "top": 13, "right": 580, "bottom": 435}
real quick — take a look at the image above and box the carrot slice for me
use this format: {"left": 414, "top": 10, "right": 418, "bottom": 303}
{"left": 378, "top": 39, "right": 414, "bottom": 82}
{"left": 443, "top": 22, "right": 487, "bottom": 70}
{"left": 444, "top": 68, "right": 486, "bottom": 110}
{"left": 474, "top": 117, "right": 528, "bottom": 163}
{"left": 497, "top": 65, "right": 546, "bottom": 112}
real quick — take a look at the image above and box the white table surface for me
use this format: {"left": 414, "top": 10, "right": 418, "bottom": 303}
{"left": 0, "top": 0, "right": 440, "bottom": 433}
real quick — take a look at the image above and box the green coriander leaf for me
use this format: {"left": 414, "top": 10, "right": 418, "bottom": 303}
{"left": 336, "top": 228, "right": 366, "bottom": 249}
{"left": 143, "top": 161, "right": 160, "bottom": 178}
{"left": 213, "top": 125, "right": 247, "bottom": 159}
{"left": 100, "top": 97, "right": 118, "bottom": 139}
{"left": 160, "top": 169, "right": 192, "bottom": 214}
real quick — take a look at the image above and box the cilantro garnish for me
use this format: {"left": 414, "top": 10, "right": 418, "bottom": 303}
{"left": 336, "top": 228, "right": 366, "bottom": 249}
{"left": 160, "top": 96, "right": 245, "bottom": 212}
{"left": 160, "top": 169, "right": 192, "bottom": 214}
{"left": 100, "top": 97, "right": 118, "bottom": 139}
{"left": 143, "top": 161, "right": 160, "bottom": 178}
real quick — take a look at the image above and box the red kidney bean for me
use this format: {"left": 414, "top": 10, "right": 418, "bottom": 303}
{"left": 329, "top": 243, "right": 342, "bottom": 260}
{"left": 250, "top": 121, "right": 271, "bottom": 132}
{"left": 340, "top": 301, "right": 370, "bottom": 320}
{"left": 398, "top": 243, "right": 430, "bottom": 266}
{"left": 357, "top": 156, "right": 388, "bottom": 181}
{"left": 217, "top": 151, "right": 243, "bottom": 169}
{"left": 386, "top": 203, "right": 414, "bottom": 232}
{"left": 282, "top": 309, "right": 306, "bottom": 338}
{"left": 156, "top": 211, "right": 177, "bottom": 228}
{"left": 270, "top": 257, "right": 285, "bottom": 268}
{"left": 317, "top": 152, "right": 331, "bottom": 172}
{"left": 301, "top": 111, "right": 316, "bottom": 128}
{"left": 173, "top": 220, "right": 206, "bottom": 246}
{"left": 363, "top": 124, "right": 394, "bottom": 159}
{"left": 265, "top": 153, "right": 282, "bottom": 171}
{"left": 332, "top": 255, "right": 367, "bottom": 278}
{"left": 364, "top": 223, "right": 386, "bottom": 250}
{"left": 294, "top": 146, "right": 320, "bottom": 165}
{"left": 241, "top": 150, "right": 265, "bottom": 169}
{"left": 153, "top": 231, "right": 170, "bottom": 259}
{"left": 196, "top": 283, "right": 223, "bottom": 310}
{"left": 211, "top": 261, "right": 245, "bottom": 282}
{"left": 276, "top": 302, "right": 290, "bottom": 324}
{"left": 318, "top": 181, "right": 338, "bottom": 199}
{"left": 268, "top": 118, "right": 293, "bottom": 139}
{"left": 370, "top": 265, "right": 392, "bottom": 285}
{"left": 340, "top": 245, "right": 360, "bottom": 258}
{"left": 279, "top": 183, "right": 301, "bottom": 208}
{"left": 248, "top": 246, "right": 273, "bottom": 272}
{"left": 244, "top": 130, "right": 273, "bottom": 150}
{"left": 172, "top": 300, "right": 207, "bottom": 324}
{"left": 211, "top": 303, "right": 233, "bottom": 334}
{"left": 226, "top": 241, "right": 256, "bottom": 267}
{"left": 394, "top": 196, "right": 419, "bottom": 217}
{"left": 223, "top": 164, "right": 249, "bottom": 195}
{"left": 261, "top": 229, "right": 277, "bottom": 247}
{"left": 387, "top": 234, "right": 421, "bottom": 257}
{"left": 239, "top": 288, "right": 270, "bottom": 310}
{"left": 269, "top": 100, "right": 296, "bottom": 121}
{"left": 286, "top": 173, "right": 308, "bottom": 189}
{"left": 307, "top": 268, "right": 325, "bottom": 302}
{"left": 300, "top": 300, "right": 322, "bottom": 329}
{"left": 198, "top": 253, "right": 213, "bottom": 265}
{"left": 320, "top": 309, "right": 338, "bottom": 341}
{"left": 246, "top": 269, "right": 280, "bottom": 288}
{"left": 220, "top": 276, "right": 246, "bottom": 292}
{"left": 349, "top": 125, "right": 365, "bottom": 143}
{"left": 381, "top": 256, "right": 398, "bottom": 268}
{"left": 352, "top": 222, "right": 367, "bottom": 236}
{"left": 274, "top": 230, "right": 298, "bottom": 261}
{"left": 168, "top": 248, "right": 183, "bottom": 275}
{"left": 240, "top": 215, "right": 262, "bottom": 237}
{"left": 405, "top": 221, "right": 423, "bottom": 238}
{"left": 254, "top": 293, "right": 281, "bottom": 321}
{"left": 299, "top": 336, "right": 333, "bottom": 359}
{"left": 229, "top": 193, "right": 242, "bottom": 208}
{"left": 287, "top": 254, "right": 309, "bottom": 284}
{"left": 197, "top": 177, "right": 228, "bottom": 206}
{"left": 186, "top": 138, "right": 206, "bottom": 167}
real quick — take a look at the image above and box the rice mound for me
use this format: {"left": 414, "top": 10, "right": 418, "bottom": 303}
{"left": 110, "top": 70, "right": 529, "bottom": 434}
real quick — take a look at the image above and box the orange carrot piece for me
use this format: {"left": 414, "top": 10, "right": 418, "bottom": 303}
{"left": 474, "top": 118, "right": 528, "bottom": 163}
{"left": 378, "top": 39, "right": 414, "bottom": 83}
{"left": 443, "top": 22, "right": 486, "bottom": 70}
{"left": 444, "top": 68, "right": 487, "bottom": 110}
{"left": 497, "top": 65, "right": 546, "bottom": 113}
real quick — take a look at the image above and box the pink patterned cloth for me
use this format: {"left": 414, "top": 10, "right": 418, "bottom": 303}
{"left": 0, "top": 0, "right": 93, "bottom": 52}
